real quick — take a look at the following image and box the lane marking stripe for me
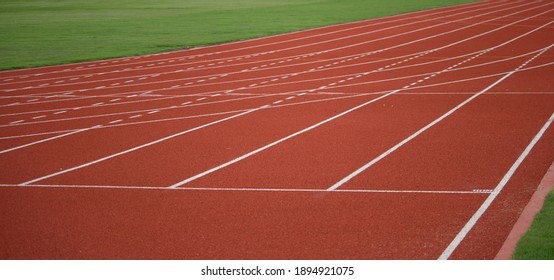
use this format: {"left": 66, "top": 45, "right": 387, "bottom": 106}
{"left": 438, "top": 112, "right": 554, "bottom": 260}
{"left": 0, "top": 183, "right": 488, "bottom": 194}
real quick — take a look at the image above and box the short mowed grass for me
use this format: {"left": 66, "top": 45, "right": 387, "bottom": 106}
{"left": 513, "top": 190, "right": 554, "bottom": 259}
{"left": 1, "top": 0, "right": 477, "bottom": 70}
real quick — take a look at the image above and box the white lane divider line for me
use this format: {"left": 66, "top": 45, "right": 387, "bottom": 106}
{"left": 439, "top": 113, "right": 554, "bottom": 260}
{"left": 0, "top": 125, "right": 103, "bottom": 155}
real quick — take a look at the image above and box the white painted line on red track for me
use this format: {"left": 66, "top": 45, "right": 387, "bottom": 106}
{"left": 0, "top": 125, "right": 103, "bottom": 155}
{"left": 0, "top": 183, "right": 492, "bottom": 194}
{"left": 441, "top": 114, "right": 554, "bottom": 260}
{"left": 19, "top": 105, "right": 270, "bottom": 186}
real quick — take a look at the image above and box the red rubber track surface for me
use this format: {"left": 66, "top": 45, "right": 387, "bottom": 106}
{"left": 1, "top": 0, "right": 553, "bottom": 259}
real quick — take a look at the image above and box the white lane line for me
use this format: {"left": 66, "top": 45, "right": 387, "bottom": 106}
{"left": 129, "top": 115, "right": 142, "bottom": 119}
{"left": 0, "top": 125, "right": 103, "bottom": 155}
{"left": 53, "top": 111, "right": 66, "bottom": 115}
{"left": 109, "top": 119, "right": 123, "bottom": 124}
{"left": 3, "top": 183, "right": 491, "bottom": 194}
{"left": 9, "top": 120, "right": 24, "bottom": 124}
{"left": 31, "top": 115, "right": 46, "bottom": 120}
{"left": 19, "top": 106, "right": 269, "bottom": 186}
{"left": 439, "top": 113, "right": 554, "bottom": 260}
{"left": 327, "top": 46, "right": 550, "bottom": 191}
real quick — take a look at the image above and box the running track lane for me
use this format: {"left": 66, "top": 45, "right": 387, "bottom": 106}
{"left": 0, "top": 0, "right": 553, "bottom": 259}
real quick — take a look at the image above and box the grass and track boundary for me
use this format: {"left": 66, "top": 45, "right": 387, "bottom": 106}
{"left": 513, "top": 190, "right": 554, "bottom": 259}
{"left": 0, "top": 0, "right": 476, "bottom": 70}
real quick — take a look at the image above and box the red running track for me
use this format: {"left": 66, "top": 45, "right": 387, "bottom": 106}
{"left": 1, "top": 0, "right": 553, "bottom": 259}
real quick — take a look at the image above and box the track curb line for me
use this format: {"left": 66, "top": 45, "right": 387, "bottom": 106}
{"left": 495, "top": 159, "right": 554, "bottom": 259}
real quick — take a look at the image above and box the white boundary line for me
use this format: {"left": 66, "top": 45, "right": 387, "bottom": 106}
{"left": 2, "top": 183, "right": 490, "bottom": 194}
{"left": 438, "top": 112, "right": 554, "bottom": 260}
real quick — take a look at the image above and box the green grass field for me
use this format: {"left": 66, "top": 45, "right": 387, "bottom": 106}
{"left": 513, "top": 190, "right": 554, "bottom": 259}
{"left": 0, "top": 0, "right": 477, "bottom": 70}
